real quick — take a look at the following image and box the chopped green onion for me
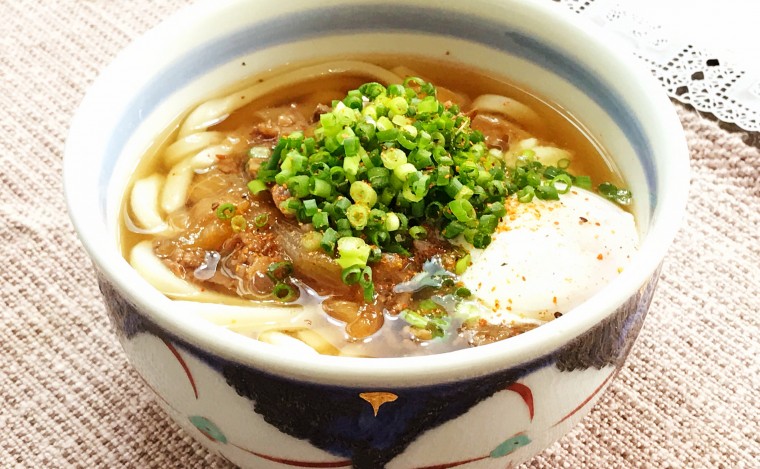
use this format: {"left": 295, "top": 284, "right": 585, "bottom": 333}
{"left": 573, "top": 175, "right": 592, "bottom": 190}
{"left": 329, "top": 166, "right": 347, "bottom": 185}
{"left": 310, "top": 177, "right": 332, "bottom": 198}
{"left": 387, "top": 83, "right": 405, "bottom": 96}
{"left": 312, "top": 211, "right": 329, "bottom": 230}
{"left": 487, "top": 201, "right": 506, "bottom": 218}
{"left": 359, "top": 82, "right": 386, "bottom": 99}
{"left": 247, "top": 180, "right": 268, "bottom": 195}
{"left": 272, "top": 283, "right": 297, "bottom": 302}
{"left": 455, "top": 254, "right": 471, "bottom": 275}
{"left": 444, "top": 177, "right": 464, "bottom": 199}
{"left": 280, "top": 197, "right": 302, "bottom": 216}
{"left": 320, "top": 228, "right": 339, "bottom": 254}
{"left": 376, "top": 128, "right": 398, "bottom": 142}
{"left": 301, "top": 231, "right": 322, "bottom": 251}
{"left": 343, "top": 136, "right": 360, "bottom": 156}
{"left": 368, "top": 209, "right": 386, "bottom": 227}
{"left": 435, "top": 166, "right": 451, "bottom": 186}
{"left": 598, "top": 182, "right": 632, "bottom": 205}
{"left": 425, "top": 201, "right": 443, "bottom": 219}
{"left": 347, "top": 204, "right": 370, "bottom": 229}
{"left": 216, "top": 203, "right": 236, "bottom": 220}
{"left": 333, "top": 197, "right": 351, "bottom": 218}
{"left": 455, "top": 287, "right": 472, "bottom": 298}
{"left": 303, "top": 199, "right": 318, "bottom": 217}
{"left": 381, "top": 148, "right": 407, "bottom": 170}
{"left": 442, "top": 220, "right": 465, "bottom": 238}
{"left": 359, "top": 266, "right": 374, "bottom": 302}
{"left": 367, "top": 246, "right": 382, "bottom": 263}
{"left": 385, "top": 212, "right": 400, "bottom": 231}
{"left": 417, "top": 96, "right": 438, "bottom": 114}
{"left": 455, "top": 185, "right": 474, "bottom": 200}
{"left": 389, "top": 96, "right": 409, "bottom": 116}
{"left": 487, "top": 180, "right": 506, "bottom": 198}
{"left": 536, "top": 184, "right": 559, "bottom": 200}
{"left": 341, "top": 266, "right": 362, "bottom": 285}
{"left": 400, "top": 310, "right": 426, "bottom": 328}
{"left": 336, "top": 237, "right": 371, "bottom": 269}
{"left": 393, "top": 162, "right": 417, "bottom": 181}
{"left": 253, "top": 212, "right": 269, "bottom": 228}
{"left": 478, "top": 214, "right": 498, "bottom": 233}
{"left": 368, "top": 229, "right": 390, "bottom": 246}
{"left": 471, "top": 230, "right": 492, "bottom": 248}
{"left": 448, "top": 199, "right": 476, "bottom": 223}
{"left": 287, "top": 175, "right": 310, "bottom": 198}
{"left": 409, "top": 226, "right": 427, "bottom": 240}
{"left": 350, "top": 181, "right": 378, "bottom": 207}
{"left": 359, "top": 266, "right": 373, "bottom": 288}
{"left": 267, "top": 261, "right": 293, "bottom": 281}
{"left": 551, "top": 174, "right": 573, "bottom": 194}
{"left": 343, "top": 155, "right": 360, "bottom": 178}
{"left": 336, "top": 218, "right": 351, "bottom": 233}
{"left": 517, "top": 186, "right": 535, "bottom": 203}
{"left": 230, "top": 215, "right": 247, "bottom": 233}
{"left": 367, "top": 166, "right": 390, "bottom": 189}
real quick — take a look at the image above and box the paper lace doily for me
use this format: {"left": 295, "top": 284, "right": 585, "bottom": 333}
{"left": 554, "top": 0, "right": 760, "bottom": 133}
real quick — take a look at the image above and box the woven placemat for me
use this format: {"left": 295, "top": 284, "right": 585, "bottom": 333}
{"left": 1, "top": 1, "right": 757, "bottom": 467}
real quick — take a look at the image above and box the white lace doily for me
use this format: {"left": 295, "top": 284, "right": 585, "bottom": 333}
{"left": 554, "top": 0, "right": 760, "bottom": 132}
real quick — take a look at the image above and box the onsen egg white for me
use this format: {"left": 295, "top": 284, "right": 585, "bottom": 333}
{"left": 460, "top": 188, "right": 639, "bottom": 325}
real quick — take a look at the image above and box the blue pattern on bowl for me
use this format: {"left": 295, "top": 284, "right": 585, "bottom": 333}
{"left": 97, "top": 266, "right": 659, "bottom": 468}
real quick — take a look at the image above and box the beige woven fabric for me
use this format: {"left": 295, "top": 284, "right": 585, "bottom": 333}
{"left": 1, "top": 1, "right": 757, "bottom": 467}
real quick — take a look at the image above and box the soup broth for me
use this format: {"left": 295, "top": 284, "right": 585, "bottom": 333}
{"left": 121, "top": 56, "right": 636, "bottom": 358}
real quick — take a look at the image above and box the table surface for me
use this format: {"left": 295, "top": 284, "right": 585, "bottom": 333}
{"left": 1, "top": 1, "right": 758, "bottom": 468}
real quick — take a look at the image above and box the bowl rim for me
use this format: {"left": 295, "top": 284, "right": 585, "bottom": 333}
{"left": 64, "top": 0, "right": 690, "bottom": 387}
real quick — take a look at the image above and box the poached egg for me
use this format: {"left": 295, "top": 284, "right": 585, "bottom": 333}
{"left": 459, "top": 187, "right": 639, "bottom": 326}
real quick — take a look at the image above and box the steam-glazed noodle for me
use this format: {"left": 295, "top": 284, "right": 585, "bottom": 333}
{"left": 177, "top": 61, "right": 403, "bottom": 137}
{"left": 122, "top": 58, "right": 637, "bottom": 358}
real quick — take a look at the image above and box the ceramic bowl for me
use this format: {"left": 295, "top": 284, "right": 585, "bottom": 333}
{"left": 64, "top": 0, "right": 689, "bottom": 467}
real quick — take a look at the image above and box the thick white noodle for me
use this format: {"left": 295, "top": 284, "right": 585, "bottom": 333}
{"left": 177, "top": 61, "right": 403, "bottom": 137}
{"left": 532, "top": 145, "right": 573, "bottom": 167}
{"left": 173, "top": 300, "right": 301, "bottom": 329}
{"left": 130, "top": 241, "right": 271, "bottom": 305}
{"left": 334, "top": 343, "right": 372, "bottom": 358}
{"left": 390, "top": 65, "right": 422, "bottom": 80}
{"left": 471, "top": 94, "right": 543, "bottom": 130}
{"left": 258, "top": 331, "right": 320, "bottom": 355}
{"left": 163, "top": 131, "right": 225, "bottom": 167}
{"left": 130, "top": 174, "right": 166, "bottom": 231}
{"left": 504, "top": 138, "right": 573, "bottom": 167}
{"left": 130, "top": 240, "right": 202, "bottom": 297}
{"left": 160, "top": 148, "right": 218, "bottom": 213}
{"left": 291, "top": 329, "right": 340, "bottom": 356}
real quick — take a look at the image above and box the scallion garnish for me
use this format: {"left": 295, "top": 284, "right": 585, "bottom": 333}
{"left": 272, "top": 282, "right": 297, "bottom": 302}
{"left": 253, "top": 212, "right": 269, "bottom": 228}
{"left": 598, "top": 182, "right": 633, "bottom": 206}
{"left": 409, "top": 225, "right": 427, "bottom": 240}
{"left": 454, "top": 254, "right": 471, "bottom": 275}
{"left": 267, "top": 261, "right": 293, "bottom": 282}
{"left": 247, "top": 180, "right": 268, "bottom": 195}
{"left": 341, "top": 266, "right": 362, "bottom": 285}
{"left": 216, "top": 203, "right": 236, "bottom": 220}
{"left": 230, "top": 215, "right": 247, "bottom": 233}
